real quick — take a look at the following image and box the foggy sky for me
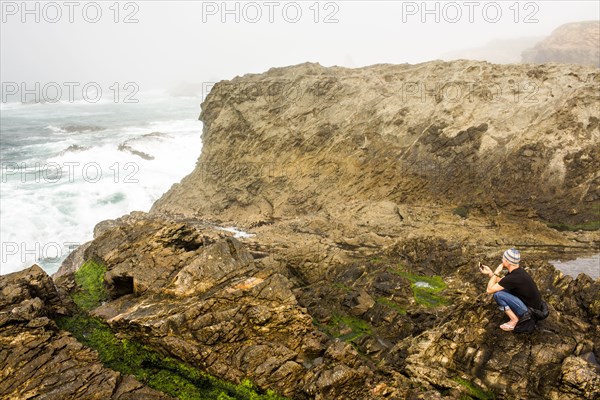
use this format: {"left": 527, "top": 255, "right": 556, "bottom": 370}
{"left": 1, "top": 1, "right": 599, "bottom": 95}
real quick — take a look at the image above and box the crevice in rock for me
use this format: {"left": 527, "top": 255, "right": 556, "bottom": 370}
{"left": 171, "top": 237, "right": 203, "bottom": 252}
{"left": 111, "top": 276, "right": 134, "bottom": 299}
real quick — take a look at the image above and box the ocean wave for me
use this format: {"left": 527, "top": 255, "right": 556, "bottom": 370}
{"left": 118, "top": 144, "right": 155, "bottom": 160}
{"left": 1, "top": 111, "right": 203, "bottom": 276}
{"left": 46, "top": 124, "right": 105, "bottom": 134}
{"left": 45, "top": 125, "right": 64, "bottom": 133}
{"left": 117, "top": 132, "right": 170, "bottom": 160}
{"left": 0, "top": 102, "right": 27, "bottom": 111}
{"left": 121, "top": 119, "right": 201, "bottom": 136}
{"left": 60, "top": 144, "right": 90, "bottom": 155}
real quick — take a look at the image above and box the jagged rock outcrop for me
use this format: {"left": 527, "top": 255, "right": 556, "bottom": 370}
{"left": 0, "top": 265, "right": 172, "bottom": 400}
{"left": 49, "top": 213, "right": 600, "bottom": 399}
{"left": 522, "top": 21, "right": 600, "bottom": 67}
{"left": 153, "top": 61, "right": 599, "bottom": 228}
{"left": 75, "top": 213, "right": 383, "bottom": 399}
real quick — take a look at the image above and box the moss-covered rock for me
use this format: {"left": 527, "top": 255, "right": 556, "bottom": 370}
{"left": 59, "top": 257, "right": 284, "bottom": 400}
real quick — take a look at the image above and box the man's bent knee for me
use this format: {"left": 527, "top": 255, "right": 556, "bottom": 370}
{"left": 492, "top": 291, "right": 506, "bottom": 303}
{"left": 492, "top": 291, "right": 510, "bottom": 311}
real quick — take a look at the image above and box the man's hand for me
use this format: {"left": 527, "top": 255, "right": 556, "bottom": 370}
{"left": 480, "top": 264, "right": 494, "bottom": 277}
{"left": 483, "top": 263, "right": 504, "bottom": 294}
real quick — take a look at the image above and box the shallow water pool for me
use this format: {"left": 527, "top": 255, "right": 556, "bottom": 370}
{"left": 550, "top": 254, "right": 600, "bottom": 280}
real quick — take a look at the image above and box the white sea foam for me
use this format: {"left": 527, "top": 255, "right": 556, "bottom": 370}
{"left": 45, "top": 125, "right": 66, "bottom": 133}
{"left": 218, "top": 227, "right": 256, "bottom": 238}
{"left": 0, "top": 102, "right": 27, "bottom": 111}
{"left": 1, "top": 102, "right": 202, "bottom": 276}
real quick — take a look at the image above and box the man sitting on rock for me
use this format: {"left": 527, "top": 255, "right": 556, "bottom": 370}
{"left": 480, "top": 248, "right": 543, "bottom": 331}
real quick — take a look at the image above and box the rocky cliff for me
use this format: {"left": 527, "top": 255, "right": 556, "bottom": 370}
{"left": 152, "top": 61, "right": 599, "bottom": 229}
{"left": 2, "top": 61, "right": 599, "bottom": 400}
{"left": 522, "top": 21, "right": 600, "bottom": 67}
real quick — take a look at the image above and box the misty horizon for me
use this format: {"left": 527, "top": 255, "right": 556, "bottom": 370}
{"left": 1, "top": 1, "right": 599, "bottom": 101}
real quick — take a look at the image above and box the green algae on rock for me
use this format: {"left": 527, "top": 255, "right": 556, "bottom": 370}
{"left": 58, "top": 257, "right": 285, "bottom": 400}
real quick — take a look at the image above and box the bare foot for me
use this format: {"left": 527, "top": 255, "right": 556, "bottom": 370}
{"left": 500, "top": 322, "right": 516, "bottom": 331}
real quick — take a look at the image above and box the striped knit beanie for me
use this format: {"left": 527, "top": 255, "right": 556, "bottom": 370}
{"left": 503, "top": 248, "right": 520, "bottom": 265}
